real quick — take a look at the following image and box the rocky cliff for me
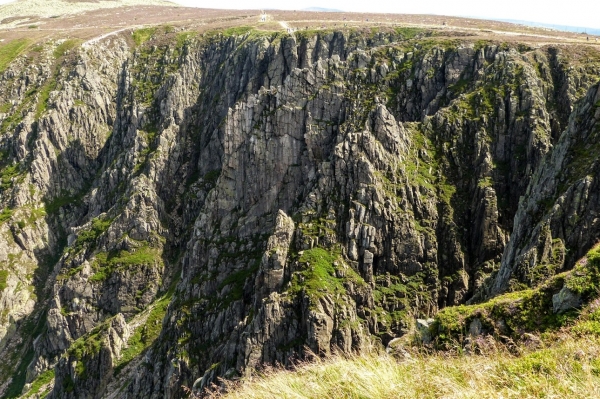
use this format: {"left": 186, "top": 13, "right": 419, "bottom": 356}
{"left": 0, "top": 26, "right": 599, "bottom": 398}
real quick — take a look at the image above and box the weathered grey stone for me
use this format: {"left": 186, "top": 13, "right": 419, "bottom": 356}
{"left": 416, "top": 318, "right": 434, "bottom": 344}
{"left": 469, "top": 318, "right": 483, "bottom": 337}
{"left": 0, "top": 24, "right": 599, "bottom": 399}
{"left": 552, "top": 286, "right": 582, "bottom": 314}
{"left": 254, "top": 210, "right": 295, "bottom": 302}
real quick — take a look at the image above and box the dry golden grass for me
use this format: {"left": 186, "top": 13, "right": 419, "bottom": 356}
{"left": 214, "top": 333, "right": 600, "bottom": 399}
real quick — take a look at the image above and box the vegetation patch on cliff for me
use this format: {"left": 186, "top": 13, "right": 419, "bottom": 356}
{"left": 73, "top": 216, "right": 112, "bottom": 252}
{"left": 0, "top": 163, "right": 22, "bottom": 191}
{"left": 0, "top": 269, "right": 8, "bottom": 291}
{"left": 0, "top": 38, "right": 31, "bottom": 73}
{"left": 89, "top": 245, "right": 161, "bottom": 282}
{"left": 132, "top": 27, "right": 157, "bottom": 46}
{"left": 288, "top": 247, "right": 345, "bottom": 302}
{"left": 21, "top": 368, "right": 55, "bottom": 398}
{"left": 114, "top": 292, "right": 171, "bottom": 375}
{"left": 53, "top": 39, "right": 81, "bottom": 58}
{"left": 0, "top": 207, "right": 13, "bottom": 224}
{"left": 432, "top": 244, "right": 600, "bottom": 347}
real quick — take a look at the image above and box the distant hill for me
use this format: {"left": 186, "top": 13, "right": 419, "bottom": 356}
{"left": 495, "top": 18, "right": 600, "bottom": 35}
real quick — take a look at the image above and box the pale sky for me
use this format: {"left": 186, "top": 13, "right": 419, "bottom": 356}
{"left": 171, "top": 0, "right": 600, "bottom": 29}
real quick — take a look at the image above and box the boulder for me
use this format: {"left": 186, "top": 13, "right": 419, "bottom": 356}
{"left": 416, "top": 318, "right": 435, "bottom": 344}
{"left": 552, "top": 286, "right": 581, "bottom": 314}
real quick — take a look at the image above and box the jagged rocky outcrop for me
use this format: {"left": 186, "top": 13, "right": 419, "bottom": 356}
{"left": 0, "top": 27, "right": 599, "bottom": 398}
{"left": 491, "top": 80, "right": 600, "bottom": 294}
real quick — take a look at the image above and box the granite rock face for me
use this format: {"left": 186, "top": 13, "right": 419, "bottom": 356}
{"left": 491, "top": 81, "right": 600, "bottom": 295}
{"left": 0, "top": 28, "right": 599, "bottom": 397}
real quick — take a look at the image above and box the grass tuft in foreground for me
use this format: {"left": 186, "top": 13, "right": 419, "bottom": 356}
{"left": 213, "top": 332, "right": 600, "bottom": 399}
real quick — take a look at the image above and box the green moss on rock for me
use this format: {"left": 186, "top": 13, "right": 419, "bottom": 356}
{"left": 114, "top": 293, "right": 171, "bottom": 375}
{"left": 0, "top": 269, "right": 8, "bottom": 291}
{"left": 89, "top": 246, "right": 162, "bottom": 282}
{"left": 432, "top": 245, "right": 600, "bottom": 347}
{"left": 22, "top": 368, "right": 54, "bottom": 398}
{"left": 74, "top": 217, "right": 112, "bottom": 252}
{"left": 289, "top": 247, "right": 345, "bottom": 301}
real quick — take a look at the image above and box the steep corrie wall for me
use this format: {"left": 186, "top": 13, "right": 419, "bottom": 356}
{"left": 0, "top": 27, "right": 599, "bottom": 398}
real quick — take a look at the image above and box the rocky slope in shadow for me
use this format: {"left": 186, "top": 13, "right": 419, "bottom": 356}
{"left": 0, "top": 27, "right": 599, "bottom": 398}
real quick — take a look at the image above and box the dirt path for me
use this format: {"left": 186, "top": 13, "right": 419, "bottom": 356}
{"left": 1, "top": 4, "right": 598, "bottom": 48}
{"left": 278, "top": 19, "right": 296, "bottom": 38}
{"left": 288, "top": 19, "right": 600, "bottom": 44}
{"left": 83, "top": 26, "right": 140, "bottom": 47}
